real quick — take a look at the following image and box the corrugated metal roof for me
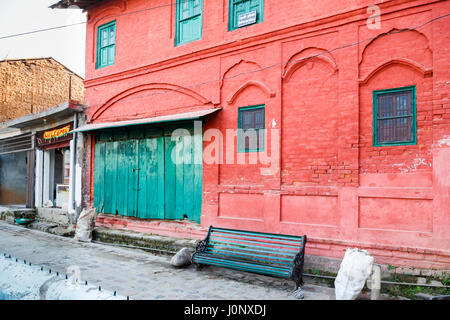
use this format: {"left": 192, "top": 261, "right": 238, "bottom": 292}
{"left": 73, "top": 108, "right": 222, "bottom": 133}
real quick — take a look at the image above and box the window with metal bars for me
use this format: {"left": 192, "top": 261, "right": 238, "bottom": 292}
{"left": 229, "top": 0, "right": 264, "bottom": 31}
{"left": 96, "top": 20, "right": 116, "bottom": 69}
{"left": 175, "top": 0, "right": 203, "bottom": 46}
{"left": 238, "top": 105, "right": 265, "bottom": 152}
{"left": 373, "top": 86, "right": 417, "bottom": 146}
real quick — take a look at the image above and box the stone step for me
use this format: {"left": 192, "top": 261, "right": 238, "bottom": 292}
{"left": 0, "top": 208, "right": 36, "bottom": 224}
{"left": 92, "top": 227, "right": 197, "bottom": 254}
{"left": 27, "top": 221, "right": 75, "bottom": 238}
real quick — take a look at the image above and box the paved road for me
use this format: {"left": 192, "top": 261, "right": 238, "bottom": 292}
{"left": 0, "top": 221, "right": 335, "bottom": 300}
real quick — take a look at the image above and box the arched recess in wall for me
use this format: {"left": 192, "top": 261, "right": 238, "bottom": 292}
{"left": 359, "top": 58, "right": 433, "bottom": 85}
{"left": 283, "top": 48, "right": 338, "bottom": 81}
{"left": 90, "top": 83, "right": 213, "bottom": 122}
{"left": 358, "top": 28, "right": 434, "bottom": 175}
{"left": 281, "top": 47, "right": 339, "bottom": 185}
{"left": 221, "top": 58, "right": 274, "bottom": 107}
{"left": 220, "top": 59, "right": 262, "bottom": 89}
{"left": 89, "top": 2, "right": 127, "bottom": 63}
{"left": 226, "top": 80, "right": 276, "bottom": 105}
{"left": 359, "top": 28, "right": 432, "bottom": 80}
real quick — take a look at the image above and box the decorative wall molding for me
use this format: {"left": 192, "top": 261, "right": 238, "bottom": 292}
{"left": 226, "top": 80, "right": 275, "bottom": 105}
{"left": 91, "top": 82, "right": 212, "bottom": 120}
{"left": 359, "top": 58, "right": 433, "bottom": 85}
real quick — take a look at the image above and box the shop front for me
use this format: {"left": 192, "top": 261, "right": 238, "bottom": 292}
{"left": 0, "top": 131, "right": 34, "bottom": 207}
{"left": 35, "top": 123, "right": 73, "bottom": 210}
{"left": 4, "top": 101, "right": 84, "bottom": 225}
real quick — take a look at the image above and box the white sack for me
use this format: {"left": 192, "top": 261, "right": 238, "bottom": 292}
{"left": 334, "top": 248, "right": 374, "bottom": 300}
{"left": 74, "top": 209, "right": 97, "bottom": 242}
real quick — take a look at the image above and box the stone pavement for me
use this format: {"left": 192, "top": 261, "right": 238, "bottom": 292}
{"left": 0, "top": 221, "right": 335, "bottom": 300}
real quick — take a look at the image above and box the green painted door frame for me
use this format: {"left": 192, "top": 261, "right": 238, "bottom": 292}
{"left": 93, "top": 122, "right": 203, "bottom": 223}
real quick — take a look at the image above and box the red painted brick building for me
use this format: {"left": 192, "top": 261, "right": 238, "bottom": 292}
{"left": 53, "top": 0, "right": 450, "bottom": 271}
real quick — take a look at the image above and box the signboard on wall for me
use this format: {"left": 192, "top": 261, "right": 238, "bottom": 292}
{"left": 237, "top": 11, "right": 257, "bottom": 28}
{"left": 36, "top": 123, "right": 73, "bottom": 149}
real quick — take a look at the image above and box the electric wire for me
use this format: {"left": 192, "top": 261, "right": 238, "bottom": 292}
{"left": 79, "top": 12, "right": 450, "bottom": 112}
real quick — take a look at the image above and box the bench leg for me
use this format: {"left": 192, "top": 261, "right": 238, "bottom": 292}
{"left": 293, "top": 276, "right": 304, "bottom": 299}
{"left": 294, "top": 287, "right": 304, "bottom": 300}
{"left": 194, "top": 263, "right": 204, "bottom": 271}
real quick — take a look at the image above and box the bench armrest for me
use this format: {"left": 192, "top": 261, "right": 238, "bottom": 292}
{"left": 193, "top": 226, "right": 213, "bottom": 255}
{"left": 291, "top": 235, "right": 307, "bottom": 289}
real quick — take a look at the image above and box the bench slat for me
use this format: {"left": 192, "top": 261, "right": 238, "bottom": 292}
{"left": 204, "top": 248, "right": 294, "bottom": 264}
{"left": 211, "top": 232, "right": 303, "bottom": 246}
{"left": 212, "top": 227, "right": 304, "bottom": 241}
{"left": 207, "top": 241, "right": 298, "bottom": 256}
{"left": 193, "top": 255, "right": 292, "bottom": 276}
{"left": 209, "top": 235, "right": 302, "bottom": 249}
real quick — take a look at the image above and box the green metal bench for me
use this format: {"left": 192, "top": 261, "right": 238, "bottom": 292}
{"left": 192, "top": 226, "right": 307, "bottom": 297}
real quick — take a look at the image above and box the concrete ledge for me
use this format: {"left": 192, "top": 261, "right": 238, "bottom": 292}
{"left": 36, "top": 207, "right": 70, "bottom": 227}
{"left": 0, "top": 207, "right": 36, "bottom": 224}
{"left": 95, "top": 214, "right": 207, "bottom": 240}
{"left": 28, "top": 221, "right": 75, "bottom": 237}
{"left": 92, "top": 227, "right": 197, "bottom": 253}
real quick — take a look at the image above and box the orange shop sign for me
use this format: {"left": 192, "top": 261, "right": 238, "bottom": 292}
{"left": 43, "top": 125, "right": 71, "bottom": 140}
{"left": 36, "top": 123, "right": 73, "bottom": 148}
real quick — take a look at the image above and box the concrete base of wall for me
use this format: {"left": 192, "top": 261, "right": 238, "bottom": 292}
{"left": 93, "top": 227, "right": 197, "bottom": 254}
{"left": 36, "top": 207, "right": 70, "bottom": 227}
{"left": 95, "top": 214, "right": 208, "bottom": 240}
{"left": 29, "top": 221, "right": 76, "bottom": 237}
{"left": 0, "top": 206, "right": 35, "bottom": 224}
{"left": 0, "top": 206, "right": 75, "bottom": 237}
{"left": 95, "top": 214, "right": 450, "bottom": 277}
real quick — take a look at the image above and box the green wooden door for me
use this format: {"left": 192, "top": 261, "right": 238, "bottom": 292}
{"left": 137, "top": 128, "right": 165, "bottom": 219}
{"left": 93, "top": 123, "right": 203, "bottom": 223}
{"left": 164, "top": 125, "right": 203, "bottom": 222}
{"left": 94, "top": 130, "right": 139, "bottom": 217}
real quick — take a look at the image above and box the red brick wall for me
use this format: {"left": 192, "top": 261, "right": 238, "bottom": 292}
{"left": 82, "top": 0, "right": 450, "bottom": 270}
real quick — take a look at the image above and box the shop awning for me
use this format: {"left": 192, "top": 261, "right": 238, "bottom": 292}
{"left": 72, "top": 108, "right": 222, "bottom": 133}
{"left": 7, "top": 101, "right": 84, "bottom": 129}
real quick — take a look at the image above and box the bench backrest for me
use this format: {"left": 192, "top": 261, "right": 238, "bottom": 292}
{"left": 203, "top": 227, "right": 306, "bottom": 278}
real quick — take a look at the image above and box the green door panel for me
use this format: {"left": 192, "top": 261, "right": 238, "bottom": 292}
{"left": 192, "top": 129, "right": 203, "bottom": 223}
{"left": 93, "top": 141, "right": 106, "bottom": 213}
{"left": 126, "top": 139, "right": 139, "bottom": 217}
{"left": 164, "top": 134, "right": 177, "bottom": 220}
{"left": 183, "top": 134, "right": 194, "bottom": 217}
{"left": 93, "top": 123, "right": 203, "bottom": 223}
{"left": 115, "top": 140, "right": 128, "bottom": 215}
{"left": 138, "top": 137, "right": 165, "bottom": 219}
{"left": 103, "top": 141, "right": 117, "bottom": 214}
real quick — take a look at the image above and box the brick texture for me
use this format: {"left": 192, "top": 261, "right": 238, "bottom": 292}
{"left": 0, "top": 58, "right": 84, "bottom": 122}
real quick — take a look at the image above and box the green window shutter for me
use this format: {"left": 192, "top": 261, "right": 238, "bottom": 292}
{"left": 229, "top": 0, "right": 264, "bottom": 31}
{"left": 96, "top": 20, "right": 116, "bottom": 69}
{"left": 175, "top": 0, "right": 203, "bottom": 46}
{"left": 373, "top": 86, "right": 417, "bottom": 147}
{"left": 238, "top": 105, "right": 265, "bottom": 153}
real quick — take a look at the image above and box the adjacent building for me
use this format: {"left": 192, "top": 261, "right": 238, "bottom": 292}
{"left": 51, "top": 0, "right": 450, "bottom": 271}
{"left": 0, "top": 58, "right": 84, "bottom": 223}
